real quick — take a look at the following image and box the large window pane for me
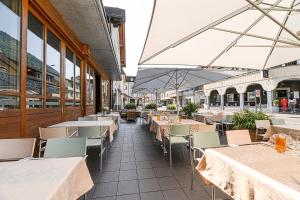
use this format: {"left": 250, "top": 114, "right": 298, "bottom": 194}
{"left": 75, "top": 57, "right": 81, "bottom": 105}
{"left": 89, "top": 69, "right": 94, "bottom": 105}
{"left": 26, "top": 12, "right": 44, "bottom": 96}
{"left": 65, "top": 48, "right": 74, "bottom": 106}
{"left": 102, "top": 80, "right": 109, "bottom": 109}
{"left": 46, "top": 98, "right": 60, "bottom": 108}
{"left": 26, "top": 98, "right": 43, "bottom": 109}
{"left": 0, "top": 0, "right": 21, "bottom": 93}
{"left": 0, "top": 96, "right": 19, "bottom": 110}
{"left": 46, "top": 30, "right": 60, "bottom": 97}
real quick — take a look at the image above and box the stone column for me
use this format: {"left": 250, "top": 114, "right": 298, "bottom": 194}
{"left": 267, "top": 91, "right": 273, "bottom": 113}
{"left": 220, "top": 95, "right": 224, "bottom": 110}
{"left": 205, "top": 96, "right": 210, "bottom": 110}
{"left": 239, "top": 93, "right": 244, "bottom": 111}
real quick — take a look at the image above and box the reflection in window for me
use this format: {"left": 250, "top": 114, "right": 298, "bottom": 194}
{"left": 46, "top": 98, "right": 60, "bottom": 108}
{"left": 0, "top": 0, "right": 21, "bottom": 94}
{"left": 26, "top": 12, "right": 44, "bottom": 96}
{"left": 26, "top": 98, "right": 43, "bottom": 109}
{"left": 46, "top": 30, "right": 60, "bottom": 97}
{"left": 102, "top": 80, "right": 109, "bottom": 109}
{"left": 75, "top": 57, "right": 81, "bottom": 105}
{"left": 65, "top": 48, "right": 74, "bottom": 106}
{"left": 0, "top": 96, "right": 19, "bottom": 110}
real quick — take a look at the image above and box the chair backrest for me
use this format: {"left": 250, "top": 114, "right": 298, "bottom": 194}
{"left": 0, "top": 138, "right": 36, "bottom": 161}
{"left": 170, "top": 124, "right": 190, "bottom": 137}
{"left": 39, "top": 127, "right": 68, "bottom": 140}
{"left": 255, "top": 120, "right": 271, "bottom": 129}
{"left": 97, "top": 116, "right": 113, "bottom": 121}
{"left": 44, "top": 137, "right": 86, "bottom": 158}
{"left": 198, "top": 124, "right": 216, "bottom": 132}
{"left": 226, "top": 130, "right": 251, "bottom": 145}
{"left": 271, "top": 118, "right": 285, "bottom": 125}
{"left": 127, "top": 111, "right": 138, "bottom": 118}
{"left": 78, "top": 126, "right": 105, "bottom": 138}
{"left": 192, "top": 131, "right": 221, "bottom": 149}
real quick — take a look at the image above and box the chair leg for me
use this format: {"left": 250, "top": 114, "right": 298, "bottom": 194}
{"left": 211, "top": 185, "right": 216, "bottom": 200}
{"left": 83, "top": 193, "right": 87, "bottom": 200}
{"left": 169, "top": 138, "right": 172, "bottom": 167}
{"left": 191, "top": 159, "right": 194, "bottom": 190}
{"left": 99, "top": 144, "right": 103, "bottom": 171}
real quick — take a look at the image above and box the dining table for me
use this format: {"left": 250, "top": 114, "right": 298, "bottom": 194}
{"left": 150, "top": 118, "right": 205, "bottom": 141}
{"left": 196, "top": 143, "right": 300, "bottom": 200}
{"left": 0, "top": 157, "right": 93, "bottom": 200}
{"left": 50, "top": 120, "right": 117, "bottom": 143}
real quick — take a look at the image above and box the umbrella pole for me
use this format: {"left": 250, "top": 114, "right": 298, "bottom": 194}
{"left": 155, "top": 89, "right": 158, "bottom": 111}
{"left": 176, "top": 70, "right": 179, "bottom": 115}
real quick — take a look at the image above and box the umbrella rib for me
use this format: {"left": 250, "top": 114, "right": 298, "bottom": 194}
{"left": 245, "top": 0, "right": 300, "bottom": 42}
{"left": 207, "top": 0, "right": 283, "bottom": 67}
{"left": 262, "top": 0, "right": 296, "bottom": 70}
{"left": 139, "top": 2, "right": 259, "bottom": 64}
{"left": 164, "top": 71, "right": 177, "bottom": 89}
{"left": 177, "top": 70, "right": 189, "bottom": 88}
{"left": 133, "top": 70, "right": 174, "bottom": 88}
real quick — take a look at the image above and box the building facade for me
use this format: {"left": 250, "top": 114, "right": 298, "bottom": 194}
{"left": 0, "top": 0, "right": 125, "bottom": 138}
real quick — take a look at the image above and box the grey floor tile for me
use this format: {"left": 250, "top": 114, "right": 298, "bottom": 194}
{"left": 117, "top": 180, "right": 139, "bottom": 195}
{"left": 119, "top": 169, "right": 138, "bottom": 181}
{"left": 137, "top": 168, "right": 155, "bottom": 179}
{"left": 154, "top": 167, "right": 173, "bottom": 177}
{"left": 93, "top": 182, "right": 118, "bottom": 198}
{"left": 116, "top": 194, "right": 140, "bottom": 200}
{"left": 120, "top": 161, "right": 136, "bottom": 170}
{"left": 136, "top": 161, "right": 152, "bottom": 169}
{"left": 96, "top": 171, "right": 120, "bottom": 183}
{"left": 140, "top": 191, "right": 164, "bottom": 200}
{"left": 138, "top": 178, "right": 160, "bottom": 193}
{"left": 163, "top": 189, "right": 189, "bottom": 200}
{"left": 157, "top": 177, "right": 180, "bottom": 190}
{"left": 93, "top": 196, "right": 116, "bottom": 200}
{"left": 102, "top": 162, "right": 121, "bottom": 172}
{"left": 183, "top": 186, "right": 210, "bottom": 200}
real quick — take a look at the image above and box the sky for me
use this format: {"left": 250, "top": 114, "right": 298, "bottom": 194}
{"left": 103, "top": 0, "right": 154, "bottom": 76}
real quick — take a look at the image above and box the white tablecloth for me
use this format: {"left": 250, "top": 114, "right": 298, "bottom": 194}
{"left": 196, "top": 143, "right": 300, "bottom": 200}
{"left": 0, "top": 157, "right": 93, "bottom": 200}
{"left": 266, "top": 124, "right": 300, "bottom": 139}
{"left": 50, "top": 121, "right": 116, "bottom": 142}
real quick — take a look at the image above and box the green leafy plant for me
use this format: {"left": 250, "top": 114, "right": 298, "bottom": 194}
{"left": 145, "top": 103, "right": 157, "bottom": 110}
{"left": 125, "top": 103, "right": 136, "bottom": 109}
{"left": 167, "top": 104, "right": 177, "bottom": 110}
{"left": 182, "top": 102, "right": 198, "bottom": 119}
{"left": 233, "top": 109, "right": 270, "bottom": 130}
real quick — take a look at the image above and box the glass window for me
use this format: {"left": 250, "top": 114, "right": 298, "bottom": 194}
{"left": 46, "top": 98, "right": 60, "bottom": 108}
{"left": 75, "top": 57, "right": 81, "bottom": 105}
{"left": 86, "top": 66, "right": 90, "bottom": 104}
{"left": 86, "top": 65, "right": 94, "bottom": 106}
{"left": 26, "top": 98, "right": 43, "bottom": 109}
{"left": 65, "top": 48, "right": 74, "bottom": 106}
{"left": 26, "top": 12, "right": 44, "bottom": 96}
{"left": 0, "top": 0, "right": 21, "bottom": 93}
{"left": 0, "top": 95, "right": 19, "bottom": 110}
{"left": 102, "top": 80, "right": 109, "bottom": 109}
{"left": 46, "top": 30, "right": 60, "bottom": 97}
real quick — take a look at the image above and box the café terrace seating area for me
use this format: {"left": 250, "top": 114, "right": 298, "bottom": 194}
{"left": 1, "top": 109, "right": 300, "bottom": 200}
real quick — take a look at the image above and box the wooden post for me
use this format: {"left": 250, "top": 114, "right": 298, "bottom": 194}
{"left": 82, "top": 60, "right": 87, "bottom": 116}
{"left": 20, "top": 0, "right": 29, "bottom": 138}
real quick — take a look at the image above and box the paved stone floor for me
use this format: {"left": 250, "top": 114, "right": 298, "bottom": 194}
{"left": 84, "top": 121, "right": 232, "bottom": 200}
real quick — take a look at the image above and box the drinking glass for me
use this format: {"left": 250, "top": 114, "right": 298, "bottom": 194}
{"left": 275, "top": 134, "right": 287, "bottom": 153}
{"left": 157, "top": 115, "right": 161, "bottom": 121}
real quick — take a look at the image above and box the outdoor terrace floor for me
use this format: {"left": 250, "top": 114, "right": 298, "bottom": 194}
{"left": 83, "top": 120, "right": 232, "bottom": 200}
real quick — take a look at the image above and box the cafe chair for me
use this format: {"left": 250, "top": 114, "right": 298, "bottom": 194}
{"left": 226, "top": 130, "right": 252, "bottom": 146}
{"left": 0, "top": 138, "right": 36, "bottom": 161}
{"left": 190, "top": 131, "right": 221, "bottom": 199}
{"left": 39, "top": 127, "right": 69, "bottom": 157}
{"left": 78, "top": 126, "right": 108, "bottom": 170}
{"left": 163, "top": 124, "right": 191, "bottom": 167}
{"left": 271, "top": 118, "right": 286, "bottom": 125}
{"left": 198, "top": 124, "right": 216, "bottom": 132}
{"left": 255, "top": 120, "right": 271, "bottom": 141}
{"left": 44, "top": 137, "right": 86, "bottom": 158}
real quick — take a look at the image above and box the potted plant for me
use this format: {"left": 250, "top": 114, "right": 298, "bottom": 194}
{"left": 145, "top": 103, "right": 157, "bottom": 110}
{"left": 167, "top": 104, "right": 177, "bottom": 111}
{"left": 233, "top": 109, "right": 270, "bottom": 141}
{"left": 182, "top": 102, "right": 198, "bottom": 119}
{"left": 125, "top": 103, "right": 136, "bottom": 110}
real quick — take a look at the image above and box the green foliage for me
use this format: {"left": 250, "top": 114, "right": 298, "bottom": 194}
{"left": 167, "top": 104, "right": 177, "bottom": 110}
{"left": 233, "top": 109, "right": 270, "bottom": 130}
{"left": 145, "top": 103, "right": 157, "bottom": 110}
{"left": 125, "top": 103, "right": 136, "bottom": 109}
{"left": 182, "top": 102, "right": 198, "bottom": 119}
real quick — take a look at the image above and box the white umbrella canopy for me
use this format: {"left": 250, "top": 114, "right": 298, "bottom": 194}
{"left": 139, "top": 0, "right": 300, "bottom": 70}
{"left": 132, "top": 67, "right": 230, "bottom": 113}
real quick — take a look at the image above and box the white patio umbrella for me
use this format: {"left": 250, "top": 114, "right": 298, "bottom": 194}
{"left": 139, "top": 0, "right": 300, "bottom": 70}
{"left": 132, "top": 67, "right": 230, "bottom": 114}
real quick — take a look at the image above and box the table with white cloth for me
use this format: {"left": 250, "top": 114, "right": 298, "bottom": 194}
{"left": 196, "top": 143, "right": 300, "bottom": 200}
{"left": 88, "top": 113, "right": 121, "bottom": 126}
{"left": 50, "top": 120, "right": 116, "bottom": 143}
{"left": 265, "top": 124, "right": 300, "bottom": 139}
{"left": 0, "top": 157, "right": 93, "bottom": 200}
{"left": 150, "top": 118, "right": 205, "bottom": 141}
